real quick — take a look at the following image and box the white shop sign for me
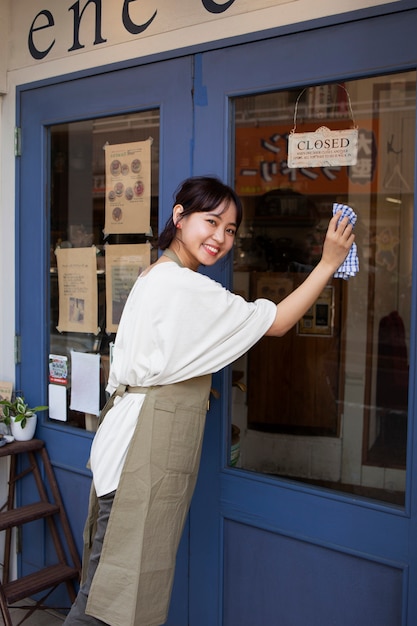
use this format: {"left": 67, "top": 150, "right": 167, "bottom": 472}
{"left": 287, "top": 126, "right": 358, "bottom": 168}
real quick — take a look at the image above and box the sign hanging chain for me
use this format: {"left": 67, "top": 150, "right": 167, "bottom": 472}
{"left": 291, "top": 84, "right": 358, "bottom": 134}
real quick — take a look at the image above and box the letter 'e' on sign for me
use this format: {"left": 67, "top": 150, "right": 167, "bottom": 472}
{"left": 287, "top": 126, "right": 358, "bottom": 168}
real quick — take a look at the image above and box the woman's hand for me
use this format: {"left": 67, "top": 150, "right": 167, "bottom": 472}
{"left": 320, "top": 210, "right": 355, "bottom": 274}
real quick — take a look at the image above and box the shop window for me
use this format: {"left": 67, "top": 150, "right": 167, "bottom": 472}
{"left": 230, "top": 73, "right": 415, "bottom": 505}
{"left": 49, "top": 111, "right": 159, "bottom": 431}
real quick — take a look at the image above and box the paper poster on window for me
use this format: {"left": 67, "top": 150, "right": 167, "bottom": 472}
{"left": 49, "top": 354, "right": 68, "bottom": 385}
{"left": 48, "top": 384, "right": 68, "bottom": 422}
{"left": 70, "top": 351, "right": 100, "bottom": 417}
{"left": 104, "top": 139, "right": 152, "bottom": 235}
{"left": 56, "top": 247, "right": 100, "bottom": 334}
{"left": 105, "top": 243, "right": 151, "bottom": 333}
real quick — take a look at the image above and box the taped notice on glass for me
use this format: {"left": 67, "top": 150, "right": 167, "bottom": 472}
{"left": 287, "top": 126, "right": 358, "bottom": 169}
{"left": 55, "top": 247, "right": 100, "bottom": 334}
{"left": 104, "top": 138, "right": 152, "bottom": 236}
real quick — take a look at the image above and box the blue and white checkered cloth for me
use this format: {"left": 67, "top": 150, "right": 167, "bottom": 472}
{"left": 332, "top": 202, "right": 359, "bottom": 280}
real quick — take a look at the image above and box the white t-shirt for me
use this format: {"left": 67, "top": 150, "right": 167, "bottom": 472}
{"left": 90, "top": 261, "right": 276, "bottom": 496}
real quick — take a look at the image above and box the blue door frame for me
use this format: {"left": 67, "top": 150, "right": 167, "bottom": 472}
{"left": 16, "top": 7, "right": 417, "bottom": 625}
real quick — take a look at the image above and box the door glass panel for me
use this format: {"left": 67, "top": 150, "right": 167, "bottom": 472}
{"left": 230, "top": 72, "right": 415, "bottom": 506}
{"left": 49, "top": 111, "right": 159, "bottom": 430}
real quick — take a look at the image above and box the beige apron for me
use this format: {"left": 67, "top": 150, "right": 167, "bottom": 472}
{"left": 83, "top": 374, "right": 212, "bottom": 626}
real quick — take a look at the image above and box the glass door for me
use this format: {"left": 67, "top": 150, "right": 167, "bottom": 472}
{"left": 17, "top": 55, "right": 194, "bottom": 620}
{"left": 191, "top": 10, "right": 417, "bottom": 625}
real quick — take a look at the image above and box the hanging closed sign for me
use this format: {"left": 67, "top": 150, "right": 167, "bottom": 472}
{"left": 287, "top": 126, "right": 358, "bottom": 168}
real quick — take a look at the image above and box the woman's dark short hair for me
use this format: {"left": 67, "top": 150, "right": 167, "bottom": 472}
{"left": 158, "top": 176, "right": 243, "bottom": 250}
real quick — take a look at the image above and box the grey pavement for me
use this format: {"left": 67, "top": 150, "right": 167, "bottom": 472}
{"left": 5, "top": 600, "right": 66, "bottom": 625}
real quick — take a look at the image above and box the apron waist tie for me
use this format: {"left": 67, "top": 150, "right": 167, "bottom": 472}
{"left": 113, "top": 382, "right": 217, "bottom": 410}
{"left": 114, "top": 383, "right": 153, "bottom": 397}
{"left": 99, "top": 384, "right": 153, "bottom": 426}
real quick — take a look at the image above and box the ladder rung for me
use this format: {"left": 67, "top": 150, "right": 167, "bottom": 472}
{"left": 0, "top": 502, "right": 60, "bottom": 530}
{"left": 0, "top": 439, "right": 44, "bottom": 458}
{"left": 3, "top": 564, "right": 80, "bottom": 604}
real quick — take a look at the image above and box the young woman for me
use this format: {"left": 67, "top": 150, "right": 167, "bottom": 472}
{"left": 64, "top": 176, "right": 355, "bottom": 626}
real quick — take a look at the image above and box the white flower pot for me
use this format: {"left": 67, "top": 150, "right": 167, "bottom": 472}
{"left": 10, "top": 414, "right": 37, "bottom": 441}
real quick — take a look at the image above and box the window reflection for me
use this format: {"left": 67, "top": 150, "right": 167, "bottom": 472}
{"left": 231, "top": 73, "right": 415, "bottom": 505}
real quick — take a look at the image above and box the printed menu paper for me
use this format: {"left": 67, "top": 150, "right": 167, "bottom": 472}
{"left": 104, "top": 139, "right": 152, "bottom": 235}
{"left": 56, "top": 247, "right": 99, "bottom": 334}
{"left": 105, "top": 243, "right": 151, "bottom": 332}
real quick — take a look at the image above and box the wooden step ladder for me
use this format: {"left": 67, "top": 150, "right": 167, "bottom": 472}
{"left": 0, "top": 439, "right": 81, "bottom": 625}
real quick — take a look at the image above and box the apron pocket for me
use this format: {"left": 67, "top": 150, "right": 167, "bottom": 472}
{"left": 152, "top": 402, "right": 205, "bottom": 474}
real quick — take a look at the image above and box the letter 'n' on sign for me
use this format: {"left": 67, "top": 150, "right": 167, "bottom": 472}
{"left": 287, "top": 126, "right": 359, "bottom": 168}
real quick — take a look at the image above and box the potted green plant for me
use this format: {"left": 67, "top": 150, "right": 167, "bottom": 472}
{"left": 0, "top": 396, "right": 48, "bottom": 441}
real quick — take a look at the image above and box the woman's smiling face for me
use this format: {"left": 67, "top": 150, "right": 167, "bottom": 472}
{"left": 172, "top": 200, "right": 238, "bottom": 271}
